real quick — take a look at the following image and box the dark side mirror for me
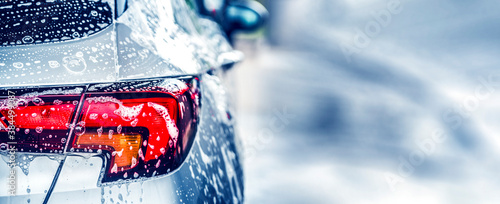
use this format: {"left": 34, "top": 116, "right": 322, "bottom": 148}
{"left": 223, "top": 1, "right": 268, "bottom": 36}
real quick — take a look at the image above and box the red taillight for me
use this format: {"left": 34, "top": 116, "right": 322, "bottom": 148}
{"left": 0, "top": 95, "right": 81, "bottom": 153}
{"left": 75, "top": 78, "right": 199, "bottom": 183}
{"left": 70, "top": 93, "right": 179, "bottom": 173}
{"left": 1, "top": 97, "right": 77, "bottom": 130}
{"left": 0, "top": 78, "right": 200, "bottom": 184}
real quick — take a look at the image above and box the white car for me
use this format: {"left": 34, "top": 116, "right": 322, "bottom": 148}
{"left": 0, "top": 0, "right": 266, "bottom": 203}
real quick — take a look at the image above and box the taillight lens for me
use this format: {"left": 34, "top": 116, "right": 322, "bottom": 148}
{"left": 71, "top": 93, "right": 181, "bottom": 175}
{"left": 71, "top": 78, "right": 200, "bottom": 183}
{"left": 0, "top": 87, "right": 84, "bottom": 153}
{"left": 0, "top": 77, "right": 200, "bottom": 184}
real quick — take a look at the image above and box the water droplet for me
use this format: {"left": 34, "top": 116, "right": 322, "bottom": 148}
{"left": 155, "top": 160, "right": 161, "bottom": 168}
{"left": 89, "top": 113, "right": 98, "bottom": 120}
{"left": 75, "top": 122, "right": 85, "bottom": 136}
{"left": 131, "top": 157, "right": 137, "bottom": 167}
{"left": 33, "top": 97, "right": 44, "bottom": 106}
{"left": 75, "top": 51, "right": 84, "bottom": 57}
{"left": 97, "top": 126, "right": 103, "bottom": 137}
{"left": 53, "top": 99, "right": 63, "bottom": 105}
{"left": 111, "top": 163, "right": 118, "bottom": 173}
{"left": 62, "top": 54, "right": 87, "bottom": 73}
{"left": 17, "top": 99, "right": 28, "bottom": 109}
{"left": 117, "top": 125, "right": 122, "bottom": 134}
{"left": 108, "top": 129, "right": 114, "bottom": 139}
{"left": 131, "top": 119, "right": 139, "bottom": 127}
{"left": 13, "top": 62, "right": 24, "bottom": 69}
{"left": 22, "top": 36, "right": 34, "bottom": 44}
{"left": 48, "top": 61, "right": 60, "bottom": 69}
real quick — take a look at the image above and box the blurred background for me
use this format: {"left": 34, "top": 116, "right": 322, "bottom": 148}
{"left": 227, "top": 0, "right": 500, "bottom": 203}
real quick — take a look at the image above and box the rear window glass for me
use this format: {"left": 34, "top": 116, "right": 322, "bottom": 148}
{"left": 0, "top": 0, "right": 113, "bottom": 46}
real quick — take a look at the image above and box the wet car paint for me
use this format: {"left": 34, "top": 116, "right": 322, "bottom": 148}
{"left": 0, "top": 0, "right": 244, "bottom": 202}
{"left": 0, "top": 0, "right": 232, "bottom": 87}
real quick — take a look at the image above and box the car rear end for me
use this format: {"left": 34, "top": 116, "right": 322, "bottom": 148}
{"left": 0, "top": 0, "right": 244, "bottom": 203}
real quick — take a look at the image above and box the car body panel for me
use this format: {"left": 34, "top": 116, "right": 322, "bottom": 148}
{"left": 0, "top": 0, "right": 233, "bottom": 86}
